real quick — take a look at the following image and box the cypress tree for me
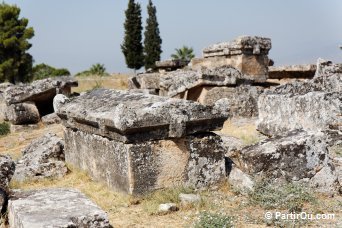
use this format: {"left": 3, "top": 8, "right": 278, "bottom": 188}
{"left": 0, "top": 3, "right": 34, "bottom": 83}
{"left": 121, "top": 0, "right": 144, "bottom": 72}
{"left": 144, "top": 0, "right": 162, "bottom": 70}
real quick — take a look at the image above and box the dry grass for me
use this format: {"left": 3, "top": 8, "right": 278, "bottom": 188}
{"left": 0, "top": 123, "right": 63, "bottom": 160}
{"left": 220, "top": 118, "right": 266, "bottom": 145}
{"left": 73, "top": 74, "right": 129, "bottom": 93}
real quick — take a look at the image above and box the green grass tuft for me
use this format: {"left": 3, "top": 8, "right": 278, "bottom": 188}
{"left": 194, "top": 212, "right": 234, "bottom": 228}
{"left": 0, "top": 122, "right": 10, "bottom": 136}
{"left": 248, "top": 180, "right": 316, "bottom": 212}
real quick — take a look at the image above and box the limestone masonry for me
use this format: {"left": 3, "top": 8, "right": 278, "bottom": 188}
{"left": 58, "top": 89, "right": 228, "bottom": 194}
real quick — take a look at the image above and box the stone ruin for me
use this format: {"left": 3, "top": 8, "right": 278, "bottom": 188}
{"left": 191, "top": 36, "right": 272, "bottom": 82}
{"left": 57, "top": 89, "right": 228, "bottom": 195}
{"left": 0, "top": 77, "right": 77, "bottom": 126}
{"left": 128, "top": 36, "right": 273, "bottom": 117}
{"left": 227, "top": 60, "right": 342, "bottom": 194}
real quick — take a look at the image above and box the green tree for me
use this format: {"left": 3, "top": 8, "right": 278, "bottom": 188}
{"left": 75, "top": 63, "right": 108, "bottom": 77}
{"left": 0, "top": 3, "right": 34, "bottom": 83}
{"left": 121, "top": 0, "right": 144, "bottom": 72}
{"left": 171, "top": 46, "right": 195, "bottom": 62}
{"left": 143, "top": 0, "right": 162, "bottom": 70}
{"left": 32, "top": 63, "right": 70, "bottom": 80}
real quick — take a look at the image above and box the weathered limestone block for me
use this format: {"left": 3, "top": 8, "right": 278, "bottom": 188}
{"left": 8, "top": 188, "right": 112, "bottom": 228}
{"left": 13, "top": 133, "right": 67, "bottom": 182}
{"left": 191, "top": 36, "right": 271, "bottom": 82}
{"left": 65, "top": 129, "right": 225, "bottom": 195}
{"left": 199, "top": 85, "right": 264, "bottom": 117}
{"left": 268, "top": 64, "right": 316, "bottom": 79}
{"left": 0, "top": 83, "right": 12, "bottom": 121}
{"left": 41, "top": 113, "right": 61, "bottom": 125}
{"left": 229, "top": 130, "right": 340, "bottom": 193}
{"left": 257, "top": 63, "right": 342, "bottom": 136}
{"left": 57, "top": 89, "right": 227, "bottom": 143}
{"left": 0, "top": 155, "right": 15, "bottom": 213}
{"left": 155, "top": 59, "right": 188, "bottom": 71}
{"left": 4, "top": 77, "right": 78, "bottom": 121}
{"left": 203, "top": 36, "right": 272, "bottom": 57}
{"left": 128, "top": 73, "right": 161, "bottom": 90}
{"left": 159, "top": 66, "right": 242, "bottom": 98}
{"left": 58, "top": 89, "right": 227, "bottom": 194}
{"left": 5, "top": 102, "right": 40, "bottom": 125}
{"left": 4, "top": 77, "right": 77, "bottom": 105}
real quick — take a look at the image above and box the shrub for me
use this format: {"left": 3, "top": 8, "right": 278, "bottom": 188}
{"left": 248, "top": 180, "right": 316, "bottom": 212}
{"left": 194, "top": 212, "right": 234, "bottom": 228}
{"left": 32, "top": 63, "right": 70, "bottom": 80}
{"left": 75, "top": 63, "right": 108, "bottom": 77}
{"left": 0, "top": 122, "right": 10, "bottom": 136}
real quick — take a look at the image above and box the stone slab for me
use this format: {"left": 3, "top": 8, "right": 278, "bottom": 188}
{"left": 57, "top": 89, "right": 227, "bottom": 143}
{"left": 8, "top": 188, "right": 111, "bottom": 228}
{"left": 4, "top": 77, "right": 78, "bottom": 105}
{"left": 64, "top": 128, "right": 225, "bottom": 195}
{"left": 159, "top": 66, "right": 242, "bottom": 98}
{"left": 268, "top": 64, "right": 316, "bottom": 79}
{"left": 202, "top": 36, "right": 272, "bottom": 58}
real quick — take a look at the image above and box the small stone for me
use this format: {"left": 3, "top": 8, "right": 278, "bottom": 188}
{"left": 53, "top": 94, "right": 69, "bottom": 112}
{"left": 41, "top": 113, "right": 61, "bottom": 125}
{"left": 179, "top": 193, "right": 201, "bottom": 204}
{"left": 158, "top": 203, "right": 178, "bottom": 213}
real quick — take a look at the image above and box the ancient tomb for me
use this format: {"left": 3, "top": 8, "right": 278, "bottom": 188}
{"left": 57, "top": 89, "right": 227, "bottom": 195}
{"left": 191, "top": 36, "right": 272, "bottom": 83}
{"left": 268, "top": 64, "right": 316, "bottom": 84}
{"left": 3, "top": 77, "right": 77, "bottom": 125}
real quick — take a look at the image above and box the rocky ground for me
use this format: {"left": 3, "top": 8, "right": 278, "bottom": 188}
{"left": 1, "top": 120, "right": 341, "bottom": 227}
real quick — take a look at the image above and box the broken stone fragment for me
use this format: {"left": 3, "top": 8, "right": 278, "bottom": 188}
{"left": 257, "top": 61, "right": 342, "bottom": 137}
{"left": 229, "top": 130, "right": 340, "bottom": 194}
{"left": 0, "top": 155, "right": 15, "bottom": 213}
{"left": 41, "top": 113, "right": 61, "bottom": 125}
{"left": 53, "top": 94, "right": 69, "bottom": 112}
{"left": 5, "top": 102, "right": 40, "bottom": 125}
{"left": 12, "top": 133, "right": 67, "bottom": 182}
{"left": 8, "top": 188, "right": 112, "bottom": 228}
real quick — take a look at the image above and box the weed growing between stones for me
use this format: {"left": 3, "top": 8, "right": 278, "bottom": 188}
{"left": 248, "top": 180, "right": 317, "bottom": 212}
{"left": 193, "top": 211, "right": 234, "bottom": 228}
{"left": 0, "top": 122, "right": 10, "bottom": 136}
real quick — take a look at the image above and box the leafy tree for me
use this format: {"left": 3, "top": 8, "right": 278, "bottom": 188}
{"left": 75, "top": 63, "right": 108, "bottom": 77}
{"left": 0, "top": 3, "right": 34, "bottom": 83}
{"left": 171, "top": 46, "right": 195, "bottom": 62}
{"left": 32, "top": 63, "right": 70, "bottom": 80}
{"left": 143, "top": 0, "right": 162, "bottom": 70}
{"left": 121, "top": 0, "right": 144, "bottom": 72}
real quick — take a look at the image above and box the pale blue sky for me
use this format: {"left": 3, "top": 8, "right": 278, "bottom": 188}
{"left": 4, "top": 0, "right": 342, "bottom": 74}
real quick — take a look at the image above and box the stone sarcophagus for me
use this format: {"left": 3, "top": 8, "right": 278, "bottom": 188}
{"left": 57, "top": 89, "right": 227, "bottom": 195}
{"left": 191, "top": 36, "right": 272, "bottom": 83}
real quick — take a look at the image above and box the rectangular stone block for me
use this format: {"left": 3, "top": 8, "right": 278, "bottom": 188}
{"left": 58, "top": 89, "right": 227, "bottom": 195}
{"left": 8, "top": 188, "right": 111, "bottom": 228}
{"left": 58, "top": 89, "right": 227, "bottom": 143}
{"left": 64, "top": 128, "right": 225, "bottom": 195}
